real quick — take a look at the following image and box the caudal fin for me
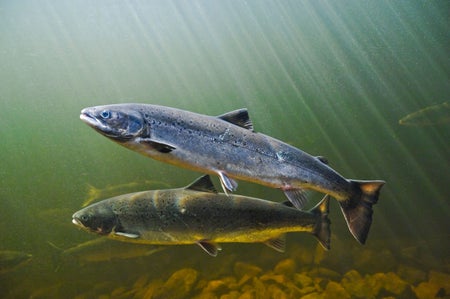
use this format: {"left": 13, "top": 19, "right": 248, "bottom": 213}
{"left": 339, "top": 180, "right": 385, "bottom": 244}
{"left": 310, "top": 195, "right": 331, "bottom": 250}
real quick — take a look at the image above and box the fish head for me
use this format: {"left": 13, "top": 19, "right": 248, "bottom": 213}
{"left": 80, "top": 105, "right": 145, "bottom": 141}
{"left": 72, "top": 204, "right": 118, "bottom": 236}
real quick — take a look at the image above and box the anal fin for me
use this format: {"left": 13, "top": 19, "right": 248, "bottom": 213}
{"left": 264, "top": 235, "right": 286, "bottom": 253}
{"left": 283, "top": 188, "right": 308, "bottom": 210}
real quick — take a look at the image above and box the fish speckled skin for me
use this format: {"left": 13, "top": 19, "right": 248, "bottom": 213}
{"left": 72, "top": 176, "right": 330, "bottom": 256}
{"left": 80, "top": 104, "right": 384, "bottom": 244}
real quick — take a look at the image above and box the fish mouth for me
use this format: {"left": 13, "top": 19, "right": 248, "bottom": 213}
{"left": 80, "top": 109, "right": 116, "bottom": 137}
{"left": 80, "top": 109, "right": 102, "bottom": 128}
{"left": 72, "top": 217, "right": 83, "bottom": 227}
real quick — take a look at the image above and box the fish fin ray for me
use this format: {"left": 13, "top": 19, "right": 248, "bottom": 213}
{"left": 197, "top": 240, "right": 221, "bottom": 257}
{"left": 283, "top": 188, "right": 308, "bottom": 209}
{"left": 185, "top": 175, "right": 218, "bottom": 193}
{"left": 309, "top": 195, "right": 331, "bottom": 250}
{"left": 264, "top": 235, "right": 286, "bottom": 252}
{"left": 217, "top": 171, "right": 238, "bottom": 193}
{"left": 339, "top": 180, "right": 385, "bottom": 244}
{"left": 217, "top": 109, "right": 254, "bottom": 131}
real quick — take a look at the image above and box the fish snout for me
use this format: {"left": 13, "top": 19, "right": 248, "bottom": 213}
{"left": 79, "top": 108, "right": 99, "bottom": 127}
{"left": 72, "top": 217, "right": 83, "bottom": 227}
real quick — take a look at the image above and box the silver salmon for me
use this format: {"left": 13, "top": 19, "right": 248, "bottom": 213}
{"left": 72, "top": 175, "right": 331, "bottom": 256}
{"left": 80, "top": 104, "right": 384, "bottom": 244}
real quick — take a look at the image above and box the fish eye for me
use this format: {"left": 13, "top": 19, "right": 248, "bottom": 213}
{"left": 80, "top": 214, "right": 90, "bottom": 222}
{"left": 100, "top": 110, "right": 111, "bottom": 119}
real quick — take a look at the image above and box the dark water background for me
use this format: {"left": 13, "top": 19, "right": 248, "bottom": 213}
{"left": 0, "top": 1, "right": 448, "bottom": 298}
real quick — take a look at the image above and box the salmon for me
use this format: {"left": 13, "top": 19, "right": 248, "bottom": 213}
{"left": 72, "top": 175, "right": 331, "bottom": 256}
{"left": 80, "top": 104, "right": 384, "bottom": 244}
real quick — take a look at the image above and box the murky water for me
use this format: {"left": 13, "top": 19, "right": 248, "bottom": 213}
{"left": 1, "top": 1, "right": 448, "bottom": 298}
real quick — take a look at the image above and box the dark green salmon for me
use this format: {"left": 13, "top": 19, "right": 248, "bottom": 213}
{"left": 0, "top": 250, "right": 32, "bottom": 275}
{"left": 80, "top": 104, "right": 384, "bottom": 244}
{"left": 72, "top": 176, "right": 331, "bottom": 256}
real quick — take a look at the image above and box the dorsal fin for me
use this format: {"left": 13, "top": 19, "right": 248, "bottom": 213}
{"left": 217, "top": 109, "right": 254, "bottom": 131}
{"left": 185, "top": 175, "right": 218, "bottom": 193}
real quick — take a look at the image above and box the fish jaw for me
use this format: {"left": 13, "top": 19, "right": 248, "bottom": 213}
{"left": 71, "top": 214, "right": 94, "bottom": 233}
{"left": 72, "top": 218, "right": 82, "bottom": 227}
{"left": 71, "top": 216, "right": 97, "bottom": 235}
{"left": 80, "top": 109, "right": 101, "bottom": 128}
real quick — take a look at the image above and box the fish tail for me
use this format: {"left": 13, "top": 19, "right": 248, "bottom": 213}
{"left": 310, "top": 195, "right": 331, "bottom": 250}
{"left": 339, "top": 180, "right": 385, "bottom": 244}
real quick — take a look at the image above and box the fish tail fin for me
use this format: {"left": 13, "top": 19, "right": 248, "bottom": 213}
{"left": 310, "top": 195, "right": 331, "bottom": 250}
{"left": 340, "top": 180, "right": 385, "bottom": 244}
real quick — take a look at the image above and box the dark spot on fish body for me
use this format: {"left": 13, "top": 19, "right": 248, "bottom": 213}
{"left": 112, "top": 201, "right": 129, "bottom": 215}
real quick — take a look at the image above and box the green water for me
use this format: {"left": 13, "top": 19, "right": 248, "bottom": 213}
{"left": 1, "top": 1, "right": 448, "bottom": 298}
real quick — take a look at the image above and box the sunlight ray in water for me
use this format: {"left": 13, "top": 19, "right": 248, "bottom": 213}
{"left": 0, "top": 1, "right": 448, "bottom": 298}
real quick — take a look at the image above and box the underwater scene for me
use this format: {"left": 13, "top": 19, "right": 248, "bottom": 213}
{"left": 0, "top": 1, "right": 449, "bottom": 298}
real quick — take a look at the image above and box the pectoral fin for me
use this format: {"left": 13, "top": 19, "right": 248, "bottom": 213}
{"left": 283, "top": 188, "right": 308, "bottom": 210}
{"left": 217, "top": 171, "right": 238, "bottom": 194}
{"left": 197, "top": 240, "right": 222, "bottom": 257}
{"left": 140, "top": 139, "right": 176, "bottom": 153}
{"left": 264, "top": 235, "right": 286, "bottom": 253}
{"left": 114, "top": 232, "right": 140, "bottom": 239}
